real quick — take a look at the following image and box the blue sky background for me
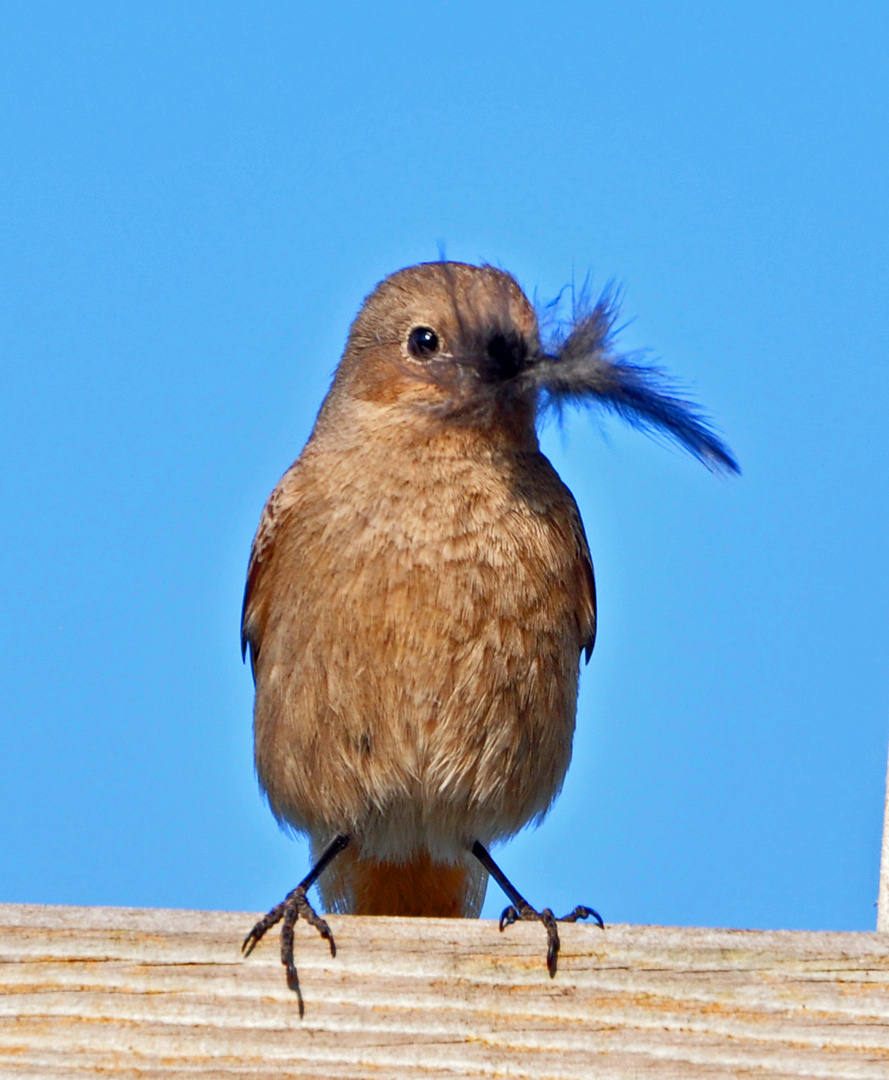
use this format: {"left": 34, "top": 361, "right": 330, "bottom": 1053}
{"left": 2, "top": 2, "right": 887, "bottom": 932}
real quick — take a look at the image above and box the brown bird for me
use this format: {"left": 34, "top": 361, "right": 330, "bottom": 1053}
{"left": 241, "top": 261, "right": 737, "bottom": 1008}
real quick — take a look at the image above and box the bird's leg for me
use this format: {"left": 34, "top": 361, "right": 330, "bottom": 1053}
{"left": 470, "top": 839, "right": 604, "bottom": 978}
{"left": 242, "top": 833, "right": 349, "bottom": 1014}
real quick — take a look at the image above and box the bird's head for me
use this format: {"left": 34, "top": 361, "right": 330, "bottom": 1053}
{"left": 318, "top": 260, "right": 739, "bottom": 473}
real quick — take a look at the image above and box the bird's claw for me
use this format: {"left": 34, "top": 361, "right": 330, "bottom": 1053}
{"left": 242, "top": 898, "right": 288, "bottom": 957}
{"left": 559, "top": 903, "right": 605, "bottom": 929}
{"left": 499, "top": 900, "right": 605, "bottom": 977}
{"left": 498, "top": 904, "right": 519, "bottom": 930}
{"left": 242, "top": 884, "right": 337, "bottom": 1017}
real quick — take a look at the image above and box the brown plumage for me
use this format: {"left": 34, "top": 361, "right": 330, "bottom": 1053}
{"left": 240, "top": 261, "right": 737, "bottom": 1003}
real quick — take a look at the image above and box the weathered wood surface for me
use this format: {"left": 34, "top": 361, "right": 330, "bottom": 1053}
{"left": 1, "top": 902, "right": 888, "bottom": 1078}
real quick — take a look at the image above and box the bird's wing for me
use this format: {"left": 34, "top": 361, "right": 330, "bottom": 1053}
{"left": 240, "top": 464, "right": 302, "bottom": 678}
{"left": 567, "top": 496, "right": 597, "bottom": 662}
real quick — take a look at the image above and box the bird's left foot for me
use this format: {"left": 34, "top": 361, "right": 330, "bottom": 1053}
{"left": 499, "top": 902, "right": 605, "bottom": 977}
{"left": 471, "top": 839, "right": 604, "bottom": 977}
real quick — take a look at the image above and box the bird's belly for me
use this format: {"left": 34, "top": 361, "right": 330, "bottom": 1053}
{"left": 257, "top": 585, "right": 580, "bottom": 863}
{"left": 253, "top": 458, "right": 585, "bottom": 863}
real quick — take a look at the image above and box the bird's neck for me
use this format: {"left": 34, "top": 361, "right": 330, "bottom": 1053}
{"left": 312, "top": 395, "right": 540, "bottom": 462}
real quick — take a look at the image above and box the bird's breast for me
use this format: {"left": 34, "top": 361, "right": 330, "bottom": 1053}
{"left": 253, "top": 428, "right": 588, "bottom": 861}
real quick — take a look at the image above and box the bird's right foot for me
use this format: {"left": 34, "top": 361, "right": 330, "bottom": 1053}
{"left": 242, "top": 884, "right": 336, "bottom": 1016}
{"left": 241, "top": 834, "right": 349, "bottom": 1016}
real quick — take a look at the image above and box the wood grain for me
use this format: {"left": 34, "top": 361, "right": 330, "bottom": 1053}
{"left": 1, "top": 902, "right": 888, "bottom": 1078}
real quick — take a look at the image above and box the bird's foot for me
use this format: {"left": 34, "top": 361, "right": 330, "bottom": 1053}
{"left": 241, "top": 834, "right": 348, "bottom": 1015}
{"left": 242, "top": 885, "right": 336, "bottom": 1016}
{"left": 499, "top": 901, "right": 604, "bottom": 977}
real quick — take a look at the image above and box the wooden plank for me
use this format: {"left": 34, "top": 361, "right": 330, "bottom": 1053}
{"left": 1, "top": 902, "right": 888, "bottom": 1078}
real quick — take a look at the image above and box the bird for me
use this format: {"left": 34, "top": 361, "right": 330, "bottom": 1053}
{"left": 240, "top": 260, "right": 738, "bottom": 1009}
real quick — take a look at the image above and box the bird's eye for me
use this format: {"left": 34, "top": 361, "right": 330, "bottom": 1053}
{"left": 408, "top": 326, "right": 440, "bottom": 359}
